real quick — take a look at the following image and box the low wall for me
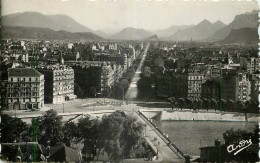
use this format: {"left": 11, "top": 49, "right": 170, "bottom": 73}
{"left": 141, "top": 110, "right": 259, "bottom": 122}
{"left": 159, "top": 111, "right": 259, "bottom": 122}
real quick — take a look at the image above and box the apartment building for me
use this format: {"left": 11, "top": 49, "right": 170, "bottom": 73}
{"left": 238, "top": 72, "right": 251, "bottom": 102}
{"left": 154, "top": 68, "right": 188, "bottom": 99}
{"left": 37, "top": 64, "right": 76, "bottom": 104}
{"left": 221, "top": 68, "right": 239, "bottom": 102}
{"left": 7, "top": 68, "right": 44, "bottom": 110}
{"left": 188, "top": 73, "right": 205, "bottom": 100}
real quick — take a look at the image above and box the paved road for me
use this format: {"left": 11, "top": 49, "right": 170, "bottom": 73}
{"left": 133, "top": 110, "right": 184, "bottom": 162}
{"left": 125, "top": 43, "right": 150, "bottom": 100}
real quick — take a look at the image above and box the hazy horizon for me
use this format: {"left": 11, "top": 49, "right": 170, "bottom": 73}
{"left": 2, "top": 0, "right": 259, "bottom": 32}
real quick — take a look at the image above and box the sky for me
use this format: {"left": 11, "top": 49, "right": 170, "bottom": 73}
{"left": 2, "top": 0, "right": 259, "bottom": 31}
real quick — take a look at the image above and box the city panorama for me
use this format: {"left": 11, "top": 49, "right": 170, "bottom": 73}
{"left": 0, "top": 0, "right": 259, "bottom": 162}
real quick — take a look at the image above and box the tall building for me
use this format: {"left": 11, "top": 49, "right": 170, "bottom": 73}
{"left": 250, "top": 73, "right": 259, "bottom": 102}
{"left": 201, "top": 78, "right": 221, "bottom": 101}
{"left": 188, "top": 72, "right": 205, "bottom": 100}
{"left": 154, "top": 68, "right": 188, "bottom": 99}
{"left": 37, "top": 64, "right": 76, "bottom": 104}
{"left": 0, "top": 80, "right": 8, "bottom": 109}
{"left": 101, "top": 63, "right": 115, "bottom": 95}
{"left": 7, "top": 68, "right": 44, "bottom": 110}
{"left": 247, "top": 57, "right": 260, "bottom": 74}
{"left": 221, "top": 68, "right": 239, "bottom": 102}
{"left": 66, "top": 61, "right": 123, "bottom": 98}
{"left": 238, "top": 72, "right": 251, "bottom": 102}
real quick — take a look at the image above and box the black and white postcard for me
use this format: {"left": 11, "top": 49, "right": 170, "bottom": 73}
{"left": 0, "top": 0, "right": 259, "bottom": 162}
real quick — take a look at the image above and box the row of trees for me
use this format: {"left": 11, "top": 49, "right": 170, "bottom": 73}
{"left": 1, "top": 110, "right": 150, "bottom": 161}
{"left": 167, "top": 97, "right": 259, "bottom": 113}
{"left": 113, "top": 57, "right": 142, "bottom": 100}
{"left": 137, "top": 66, "right": 154, "bottom": 100}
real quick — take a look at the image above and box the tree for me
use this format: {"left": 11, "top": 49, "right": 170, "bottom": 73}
{"left": 167, "top": 97, "right": 175, "bottom": 110}
{"left": 99, "top": 111, "right": 148, "bottom": 161}
{"left": 185, "top": 98, "right": 193, "bottom": 110}
{"left": 202, "top": 98, "right": 210, "bottom": 111}
{"left": 237, "top": 101, "right": 247, "bottom": 121}
{"left": 90, "top": 87, "right": 97, "bottom": 97}
{"left": 178, "top": 98, "right": 184, "bottom": 110}
{"left": 210, "top": 98, "right": 218, "bottom": 112}
{"left": 220, "top": 99, "right": 227, "bottom": 111}
{"left": 228, "top": 99, "right": 235, "bottom": 112}
{"left": 29, "top": 109, "right": 64, "bottom": 147}
{"left": 142, "top": 66, "right": 152, "bottom": 78}
{"left": 100, "top": 111, "right": 125, "bottom": 160}
{"left": 236, "top": 101, "right": 245, "bottom": 112}
{"left": 120, "top": 116, "right": 146, "bottom": 158}
{"left": 245, "top": 100, "right": 259, "bottom": 113}
{"left": 137, "top": 76, "right": 152, "bottom": 100}
{"left": 78, "top": 117, "right": 100, "bottom": 160}
{"left": 120, "top": 79, "right": 129, "bottom": 91}
{"left": 63, "top": 121, "right": 80, "bottom": 147}
{"left": 0, "top": 114, "right": 26, "bottom": 143}
{"left": 115, "top": 84, "right": 124, "bottom": 100}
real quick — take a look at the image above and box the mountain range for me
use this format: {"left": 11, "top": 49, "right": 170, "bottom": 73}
{"left": 2, "top": 26, "right": 103, "bottom": 41}
{"left": 2, "top": 12, "right": 92, "bottom": 33}
{"left": 205, "top": 10, "right": 258, "bottom": 41}
{"left": 220, "top": 27, "right": 258, "bottom": 45}
{"left": 111, "top": 27, "right": 154, "bottom": 40}
{"left": 168, "top": 20, "right": 226, "bottom": 41}
{"left": 153, "top": 25, "right": 193, "bottom": 38}
{"left": 1, "top": 11, "right": 258, "bottom": 44}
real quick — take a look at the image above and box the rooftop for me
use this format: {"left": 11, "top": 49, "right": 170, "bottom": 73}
{"left": 8, "top": 68, "right": 43, "bottom": 77}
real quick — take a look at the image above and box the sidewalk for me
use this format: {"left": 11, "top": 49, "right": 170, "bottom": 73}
{"left": 134, "top": 111, "right": 184, "bottom": 162}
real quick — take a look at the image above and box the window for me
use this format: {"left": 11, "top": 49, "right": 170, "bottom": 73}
{"left": 29, "top": 78, "right": 31, "bottom": 81}
{"left": 36, "top": 78, "right": 38, "bottom": 81}
{"left": 11, "top": 78, "right": 13, "bottom": 82}
{"left": 18, "top": 78, "right": 20, "bottom": 82}
{"left": 23, "top": 78, "right": 25, "bottom": 81}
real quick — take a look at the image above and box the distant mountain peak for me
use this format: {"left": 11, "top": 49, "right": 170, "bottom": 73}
{"left": 112, "top": 27, "right": 153, "bottom": 40}
{"left": 198, "top": 19, "right": 212, "bottom": 25}
{"left": 205, "top": 11, "right": 258, "bottom": 42}
{"left": 220, "top": 27, "right": 258, "bottom": 45}
{"left": 2, "top": 11, "right": 93, "bottom": 33}
{"left": 214, "top": 20, "right": 225, "bottom": 25}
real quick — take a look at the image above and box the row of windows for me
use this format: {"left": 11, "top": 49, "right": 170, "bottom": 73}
{"left": 188, "top": 76, "right": 204, "bottom": 80}
{"left": 9, "top": 98, "right": 42, "bottom": 102}
{"left": 10, "top": 77, "right": 39, "bottom": 82}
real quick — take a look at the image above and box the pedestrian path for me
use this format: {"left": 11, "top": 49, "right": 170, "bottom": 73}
{"left": 134, "top": 111, "right": 184, "bottom": 162}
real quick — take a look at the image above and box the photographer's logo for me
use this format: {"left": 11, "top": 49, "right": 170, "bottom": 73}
{"left": 227, "top": 139, "right": 252, "bottom": 155}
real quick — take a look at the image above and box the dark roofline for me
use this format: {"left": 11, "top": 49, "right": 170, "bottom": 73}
{"left": 8, "top": 68, "right": 43, "bottom": 77}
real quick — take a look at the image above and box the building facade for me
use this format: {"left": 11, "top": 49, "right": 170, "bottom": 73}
{"left": 7, "top": 68, "right": 44, "bottom": 110}
{"left": 237, "top": 72, "right": 251, "bottom": 102}
{"left": 221, "top": 68, "right": 239, "bottom": 102}
{"left": 188, "top": 73, "right": 205, "bottom": 100}
{"left": 250, "top": 73, "right": 259, "bottom": 102}
{"left": 201, "top": 78, "right": 221, "bottom": 101}
{"left": 38, "top": 64, "right": 76, "bottom": 104}
{"left": 0, "top": 80, "right": 8, "bottom": 109}
{"left": 154, "top": 68, "right": 188, "bottom": 99}
{"left": 247, "top": 57, "right": 259, "bottom": 74}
